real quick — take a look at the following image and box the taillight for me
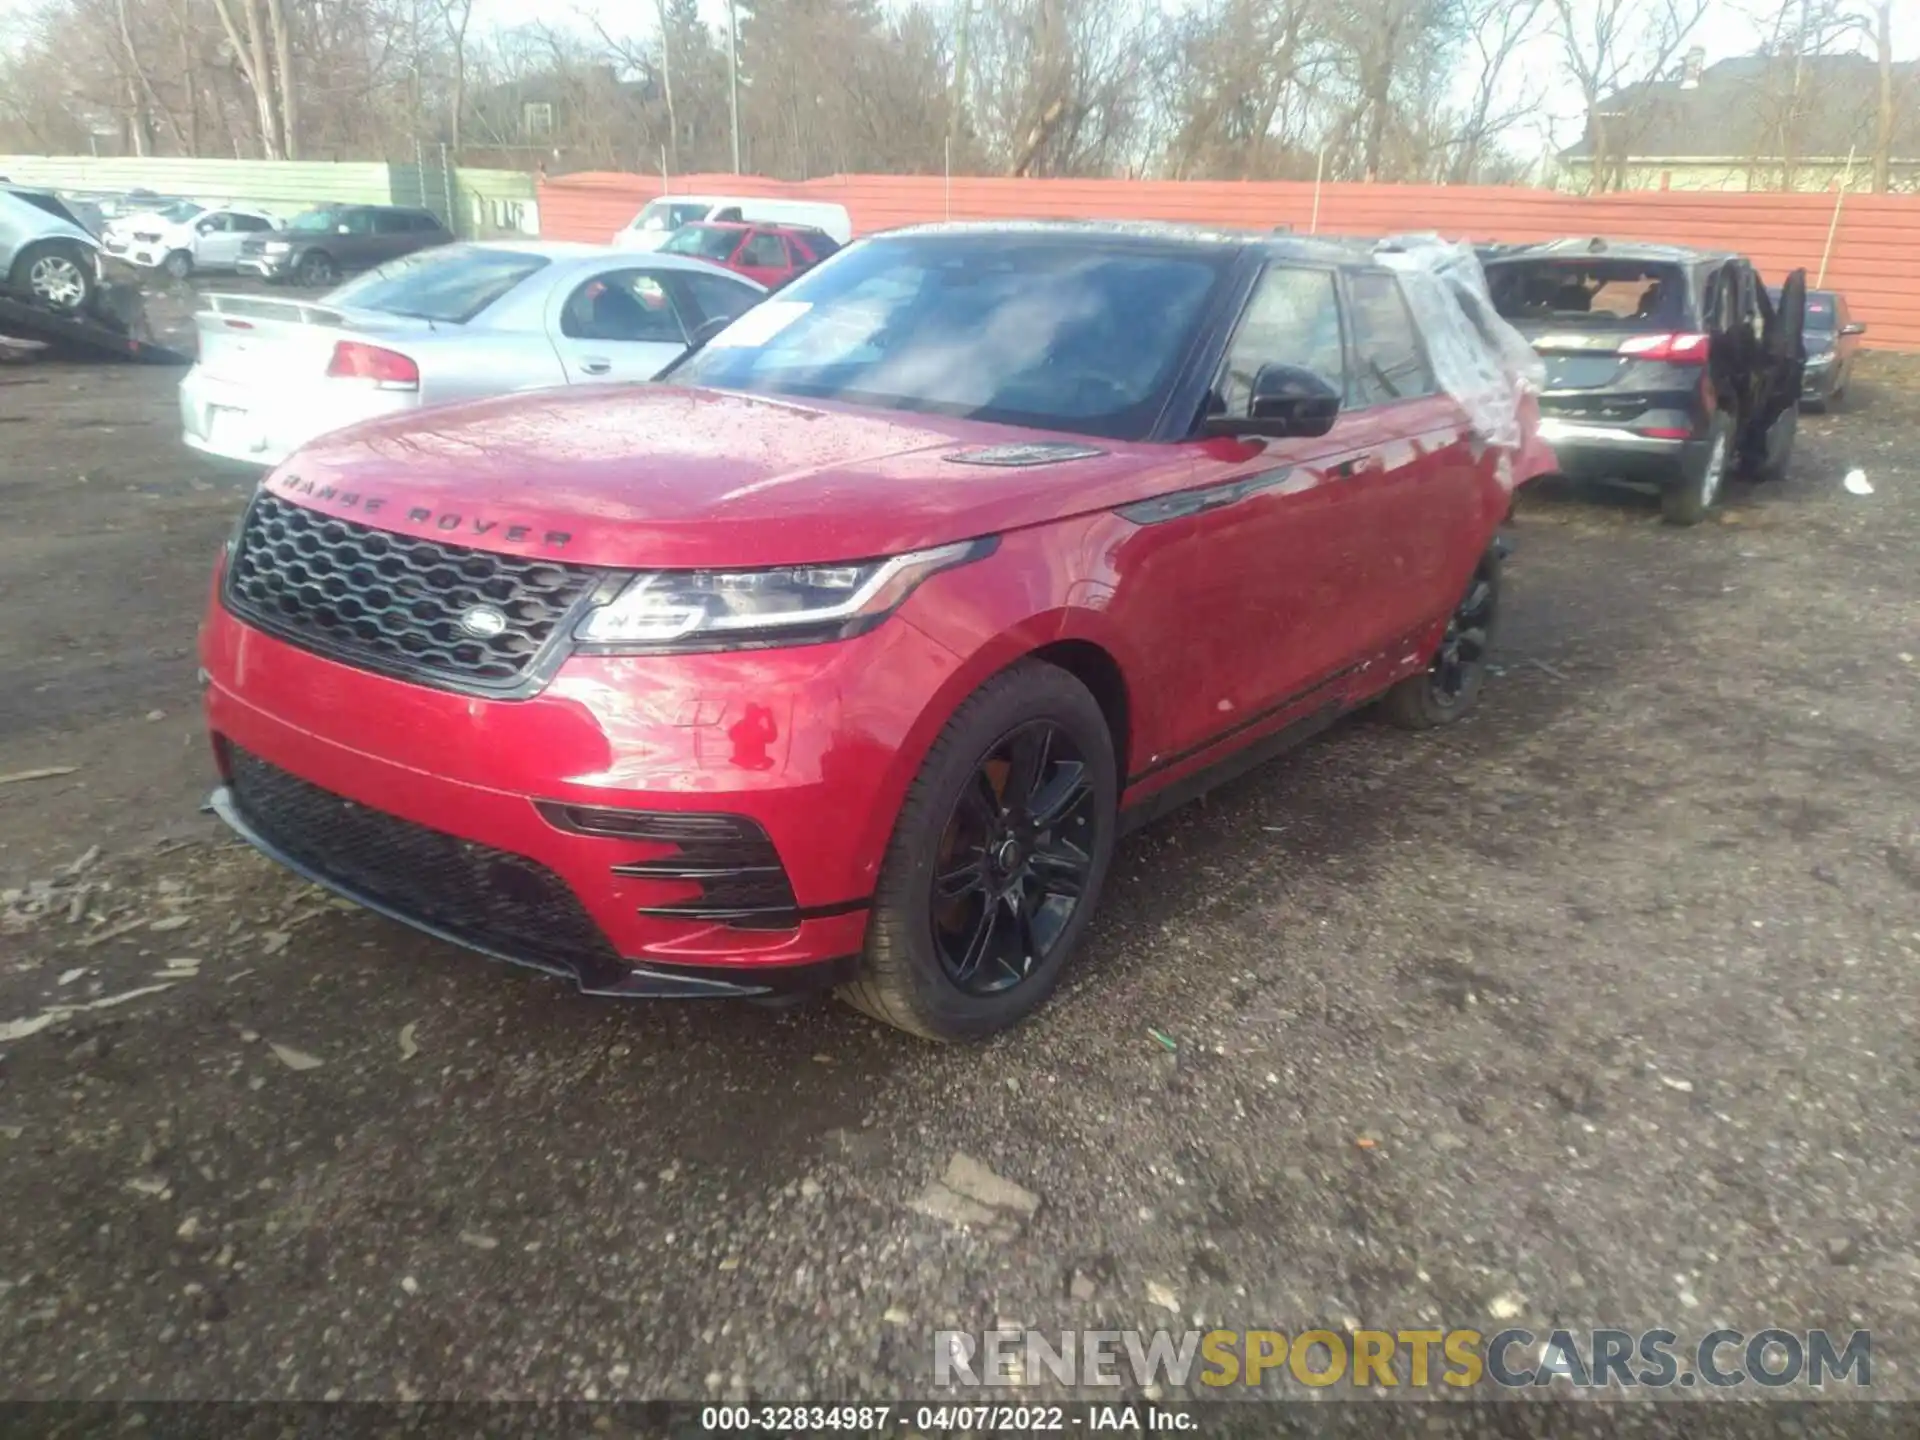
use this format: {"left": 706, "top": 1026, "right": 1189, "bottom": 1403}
{"left": 1618, "top": 332, "right": 1710, "bottom": 364}
{"left": 326, "top": 340, "right": 420, "bottom": 390}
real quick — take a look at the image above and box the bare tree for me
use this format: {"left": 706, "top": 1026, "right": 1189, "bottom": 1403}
{"left": 1550, "top": 0, "right": 1710, "bottom": 192}
{"left": 1450, "top": 0, "right": 1548, "bottom": 181}
{"left": 207, "top": 0, "right": 297, "bottom": 157}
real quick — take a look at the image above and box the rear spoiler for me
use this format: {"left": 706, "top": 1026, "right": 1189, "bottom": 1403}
{"left": 197, "top": 292, "right": 350, "bottom": 327}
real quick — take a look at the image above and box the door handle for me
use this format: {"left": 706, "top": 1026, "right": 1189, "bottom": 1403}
{"left": 580, "top": 358, "right": 611, "bottom": 375}
{"left": 1331, "top": 454, "right": 1373, "bottom": 478}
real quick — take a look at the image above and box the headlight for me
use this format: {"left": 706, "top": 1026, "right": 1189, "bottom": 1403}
{"left": 263, "top": 241, "right": 291, "bottom": 254}
{"left": 574, "top": 540, "right": 991, "bottom": 653}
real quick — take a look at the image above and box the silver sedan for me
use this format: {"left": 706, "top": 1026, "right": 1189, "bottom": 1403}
{"left": 179, "top": 242, "right": 766, "bottom": 467}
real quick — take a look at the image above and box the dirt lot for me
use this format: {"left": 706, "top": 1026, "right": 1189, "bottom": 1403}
{"left": 1, "top": 346, "right": 1917, "bottom": 1408}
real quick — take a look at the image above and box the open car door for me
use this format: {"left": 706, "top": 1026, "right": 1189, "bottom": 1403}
{"left": 1753, "top": 267, "right": 1806, "bottom": 434}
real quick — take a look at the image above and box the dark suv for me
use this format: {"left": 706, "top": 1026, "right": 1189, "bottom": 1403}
{"left": 1482, "top": 239, "right": 1805, "bottom": 525}
{"left": 237, "top": 205, "right": 453, "bottom": 288}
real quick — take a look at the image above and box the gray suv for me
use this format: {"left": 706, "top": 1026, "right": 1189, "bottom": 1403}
{"left": 1, "top": 186, "right": 103, "bottom": 314}
{"left": 236, "top": 205, "right": 454, "bottom": 288}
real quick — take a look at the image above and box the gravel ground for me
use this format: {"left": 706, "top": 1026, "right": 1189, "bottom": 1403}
{"left": 0, "top": 349, "right": 1917, "bottom": 1411}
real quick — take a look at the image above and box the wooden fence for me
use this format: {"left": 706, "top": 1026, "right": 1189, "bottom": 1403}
{"left": 539, "top": 170, "right": 1920, "bottom": 351}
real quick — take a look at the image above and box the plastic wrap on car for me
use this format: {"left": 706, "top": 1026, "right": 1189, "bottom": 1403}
{"left": 1374, "top": 233, "right": 1545, "bottom": 453}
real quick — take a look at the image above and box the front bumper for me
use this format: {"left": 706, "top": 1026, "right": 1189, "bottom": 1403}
{"left": 200, "top": 591, "right": 962, "bottom": 992}
{"left": 236, "top": 253, "right": 295, "bottom": 278}
{"left": 1800, "top": 356, "right": 1837, "bottom": 401}
{"left": 1536, "top": 415, "right": 1704, "bottom": 486}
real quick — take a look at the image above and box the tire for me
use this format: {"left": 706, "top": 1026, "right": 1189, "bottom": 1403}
{"left": 1661, "top": 412, "right": 1734, "bottom": 526}
{"left": 11, "top": 241, "right": 95, "bottom": 314}
{"left": 1381, "top": 542, "right": 1501, "bottom": 731}
{"left": 295, "top": 251, "right": 335, "bottom": 287}
{"left": 1747, "top": 405, "right": 1796, "bottom": 484}
{"left": 839, "top": 661, "right": 1119, "bottom": 1042}
{"left": 162, "top": 249, "right": 194, "bottom": 280}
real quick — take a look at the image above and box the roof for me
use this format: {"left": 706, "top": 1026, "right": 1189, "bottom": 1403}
{"left": 876, "top": 219, "right": 1379, "bottom": 264}
{"left": 1560, "top": 52, "right": 1920, "bottom": 164}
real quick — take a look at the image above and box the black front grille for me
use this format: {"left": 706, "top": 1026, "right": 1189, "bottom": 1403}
{"left": 227, "top": 747, "right": 621, "bottom": 969}
{"left": 224, "top": 491, "right": 607, "bottom": 694}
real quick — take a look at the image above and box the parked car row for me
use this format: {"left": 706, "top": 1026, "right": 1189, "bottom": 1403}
{"left": 4, "top": 204, "right": 1865, "bottom": 1039}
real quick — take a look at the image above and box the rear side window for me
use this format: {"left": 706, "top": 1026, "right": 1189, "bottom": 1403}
{"left": 1486, "top": 259, "right": 1688, "bottom": 329}
{"left": 410, "top": 211, "right": 445, "bottom": 233}
{"left": 373, "top": 210, "right": 413, "bottom": 235}
{"left": 1345, "top": 271, "right": 1439, "bottom": 405}
{"left": 560, "top": 269, "right": 689, "bottom": 344}
{"left": 232, "top": 213, "right": 274, "bottom": 233}
{"left": 324, "top": 247, "right": 548, "bottom": 323}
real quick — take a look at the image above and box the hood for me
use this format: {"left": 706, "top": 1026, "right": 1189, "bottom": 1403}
{"left": 270, "top": 385, "right": 1197, "bottom": 570}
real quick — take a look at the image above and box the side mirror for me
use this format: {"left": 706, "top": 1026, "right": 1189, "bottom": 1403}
{"left": 1842, "top": 322, "right": 1866, "bottom": 336}
{"left": 1203, "top": 364, "right": 1341, "bottom": 440}
{"left": 337, "top": 223, "right": 352, "bottom": 234}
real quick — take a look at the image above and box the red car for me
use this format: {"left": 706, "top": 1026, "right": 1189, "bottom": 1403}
{"left": 201, "top": 224, "right": 1553, "bottom": 1041}
{"left": 659, "top": 220, "right": 838, "bottom": 288}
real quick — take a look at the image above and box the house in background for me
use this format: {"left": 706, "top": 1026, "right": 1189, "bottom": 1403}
{"left": 1558, "top": 49, "right": 1919, "bottom": 193}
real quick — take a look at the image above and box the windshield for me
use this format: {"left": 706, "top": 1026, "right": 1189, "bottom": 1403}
{"left": 1485, "top": 259, "right": 1688, "bottom": 328}
{"left": 323, "top": 246, "right": 548, "bottom": 324}
{"left": 635, "top": 201, "right": 711, "bottom": 233}
{"left": 671, "top": 235, "right": 1228, "bottom": 440}
{"left": 291, "top": 209, "right": 342, "bottom": 233}
{"left": 661, "top": 226, "right": 742, "bottom": 261}
{"left": 157, "top": 201, "right": 204, "bottom": 223}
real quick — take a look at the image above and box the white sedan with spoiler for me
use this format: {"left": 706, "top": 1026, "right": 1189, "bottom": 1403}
{"left": 179, "top": 241, "right": 766, "bottom": 467}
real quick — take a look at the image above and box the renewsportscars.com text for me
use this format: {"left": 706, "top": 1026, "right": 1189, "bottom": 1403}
{"left": 935, "top": 1327, "right": 1872, "bottom": 1391}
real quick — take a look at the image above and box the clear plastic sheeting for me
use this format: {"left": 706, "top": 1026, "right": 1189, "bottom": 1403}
{"left": 1375, "top": 233, "right": 1545, "bottom": 452}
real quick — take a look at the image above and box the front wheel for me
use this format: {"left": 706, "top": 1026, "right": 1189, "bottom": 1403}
{"left": 840, "top": 661, "right": 1118, "bottom": 1042}
{"left": 295, "top": 251, "right": 335, "bottom": 287}
{"left": 12, "top": 242, "right": 95, "bottom": 313}
{"left": 1381, "top": 542, "right": 1501, "bottom": 730}
{"left": 162, "top": 249, "right": 194, "bottom": 280}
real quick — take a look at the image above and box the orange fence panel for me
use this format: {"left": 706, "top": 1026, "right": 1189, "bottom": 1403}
{"left": 539, "top": 173, "right": 1920, "bottom": 350}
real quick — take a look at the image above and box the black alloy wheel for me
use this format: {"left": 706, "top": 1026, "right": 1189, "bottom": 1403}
{"left": 930, "top": 720, "right": 1096, "bottom": 996}
{"left": 1430, "top": 563, "right": 1495, "bottom": 710}
{"left": 840, "top": 660, "right": 1118, "bottom": 1042}
{"left": 297, "top": 251, "right": 335, "bottom": 287}
{"left": 1382, "top": 542, "right": 1502, "bottom": 730}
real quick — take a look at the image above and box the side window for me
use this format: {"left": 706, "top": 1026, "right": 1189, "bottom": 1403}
{"left": 412, "top": 212, "right": 445, "bottom": 233}
{"left": 713, "top": 206, "right": 743, "bottom": 223}
{"left": 232, "top": 213, "right": 273, "bottom": 233}
{"left": 741, "top": 232, "right": 786, "bottom": 268}
{"left": 1345, "top": 271, "right": 1439, "bottom": 406}
{"left": 560, "top": 270, "right": 689, "bottom": 344}
{"left": 674, "top": 271, "right": 760, "bottom": 329}
{"left": 373, "top": 210, "right": 412, "bottom": 235}
{"left": 337, "top": 210, "right": 375, "bottom": 235}
{"left": 1215, "top": 266, "right": 1345, "bottom": 419}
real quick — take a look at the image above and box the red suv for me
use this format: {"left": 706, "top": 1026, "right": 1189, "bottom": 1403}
{"left": 660, "top": 220, "right": 838, "bottom": 288}
{"left": 201, "top": 224, "right": 1553, "bottom": 1041}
